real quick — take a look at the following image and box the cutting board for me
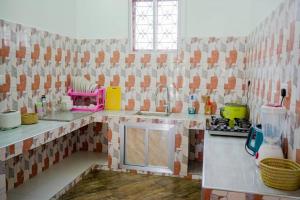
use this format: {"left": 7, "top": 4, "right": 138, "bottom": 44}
{"left": 105, "top": 86, "right": 121, "bottom": 111}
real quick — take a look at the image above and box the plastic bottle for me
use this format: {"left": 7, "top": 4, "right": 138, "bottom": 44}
{"left": 188, "top": 94, "right": 196, "bottom": 114}
{"left": 41, "top": 95, "right": 47, "bottom": 116}
{"left": 205, "top": 96, "right": 212, "bottom": 115}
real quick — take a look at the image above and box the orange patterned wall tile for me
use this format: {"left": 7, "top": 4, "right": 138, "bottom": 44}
{"left": 159, "top": 75, "right": 167, "bottom": 86}
{"left": 110, "top": 50, "right": 120, "bottom": 66}
{"left": 141, "top": 75, "right": 151, "bottom": 90}
{"left": 44, "top": 46, "right": 51, "bottom": 63}
{"left": 20, "top": 106, "right": 27, "bottom": 114}
{"left": 173, "top": 75, "right": 183, "bottom": 90}
{"left": 277, "top": 28, "right": 283, "bottom": 62}
{"left": 226, "top": 49, "right": 237, "bottom": 67}
{"left": 81, "top": 50, "right": 90, "bottom": 65}
{"left": 44, "top": 74, "right": 52, "bottom": 91}
{"left": 224, "top": 76, "right": 236, "bottom": 90}
{"left": 206, "top": 76, "right": 218, "bottom": 90}
{"left": 55, "top": 48, "right": 62, "bottom": 64}
{"left": 23, "top": 138, "right": 33, "bottom": 152}
{"left": 140, "top": 99, "right": 150, "bottom": 111}
{"left": 55, "top": 75, "right": 61, "bottom": 89}
{"left": 173, "top": 161, "right": 181, "bottom": 175}
{"left": 125, "top": 53, "right": 135, "bottom": 67}
{"left": 73, "top": 51, "right": 78, "bottom": 64}
{"left": 189, "top": 75, "right": 200, "bottom": 92}
{"left": 202, "top": 188, "right": 212, "bottom": 200}
{"left": 110, "top": 74, "right": 120, "bottom": 86}
{"left": 125, "top": 99, "right": 135, "bottom": 111}
{"left": 267, "top": 80, "right": 272, "bottom": 103}
{"left": 9, "top": 144, "right": 15, "bottom": 155}
{"left": 107, "top": 128, "right": 112, "bottom": 142}
{"left": 97, "top": 74, "right": 105, "bottom": 87}
{"left": 0, "top": 39, "right": 10, "bottom": 59}
{"left": 84, "top": 74, "right": 90, "bottom": 81}
{"left": 31, "top": 44, "right": 40, "bottom": 61}
{"left": 0, "top": 73, "right": 10, "bottom": 93}
{"left": 190, "top": 49, "right": 201, "bottom": 67}
{"left": 156, "top": 100, "right": 166, "bottom": 112}
{"left": 172, "top": 100, "right": 183, "bottom": 113}
{"left": 125, "top": 75, "right": 135, "bottom": 90}
{"left": 17, "top": 74, "right": 26, "bottom": 92}
{"left": 156, "top": 54, "right": 167, "bottom": 67}
{"left": 95, "top": 50, "right": 105, "bottom": 66}
{"left": 16, "top": 44, "right": 26, "bottom": 59}
{"left": 65, "top": 49, "right": 71, "bottom": 65}
{"left": 141, "top": 54, "right": 151, "bottom": 65}
{"left": 31, "top": 163, "right": 38, "bottom": 177}
{"left": 14, "top": 169, "right": 24, "bottom": 188}
{"left": 207, "top": 50, "right": 219, "bottom": 67}
{"left": 65, "top": 74, "right": 71, "bottom": 89}
{"left": 175, "top": 133, "right": 182, "bottom": 149}
{"left": 31, "top": 74, "right": 40, "bottom": 91}
{"left": 283, "top": 80, "right": 291, "bottom": 109}
{"left": 296, "top": 100, "right": 300, "bottom": 114}
{"left": 261, "top": 81, "right": 265, "bottom": 99}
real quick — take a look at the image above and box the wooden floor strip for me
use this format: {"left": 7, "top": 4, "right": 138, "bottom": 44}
{"left": 59, "top": 171, "right": 201, "bottom": 200}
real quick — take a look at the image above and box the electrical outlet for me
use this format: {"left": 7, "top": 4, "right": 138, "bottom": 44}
{"left": 281, "top": 83, "right": 288, "bottom": 91}
{"left": 0, "top": 75, "right": 5, "bottom": 85}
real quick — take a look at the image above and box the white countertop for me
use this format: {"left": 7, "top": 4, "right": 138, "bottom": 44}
{"left": 95, "top": 110, "right": 206, "bottom": 122}
{"left": 0, "top": 120, "right": 67, "bottom": 148}
{"left": 0, "top": 110, "right": 206, "bottom": 160}
{"left": 202, "top": 132, "right": 300, "bottom": 199}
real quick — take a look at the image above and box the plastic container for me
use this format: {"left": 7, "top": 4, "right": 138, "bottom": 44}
{"left": 188, "top": 94, "right": 196, "bottom": 114}
{"left": 261, "top": 105, "right": 286, "bottom": 145}
{"left": 256, "top": 105, "right": 286, "bottom": 164}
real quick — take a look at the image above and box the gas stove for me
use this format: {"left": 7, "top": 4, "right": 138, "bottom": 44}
{"left": 207, "top": 116, "right": 251, "bottom": 137}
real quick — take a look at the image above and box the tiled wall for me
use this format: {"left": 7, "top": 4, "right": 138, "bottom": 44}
{"left": 189, "top": 129, "right": 204, "bottom": 161}
{"left": 245, "top": 0, "right": 300, "bottom": 162}
{"left": 5, "top": 122, "right": 107, "bottom": 191}
{"left": 0, "top": 19, "right": 246, "bottom": 115}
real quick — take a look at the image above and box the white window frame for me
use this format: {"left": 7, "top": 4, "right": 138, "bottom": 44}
{"left": 129, "top": 0, "right": 182, "bottom": 52}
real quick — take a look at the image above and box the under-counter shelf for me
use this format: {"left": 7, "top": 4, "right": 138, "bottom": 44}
{"left": 188, "top": 160, "right": 203, "bottom": 178}
{"left": 8, "top": 152, "right": 107, "bottom": 200}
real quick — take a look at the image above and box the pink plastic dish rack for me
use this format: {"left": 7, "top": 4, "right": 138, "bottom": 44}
{"left": 67, "top": 87, "right": 105, "bottom": 112}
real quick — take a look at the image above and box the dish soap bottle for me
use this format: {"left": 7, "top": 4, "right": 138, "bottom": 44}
{"left": 205, "top": 96, "right": 212, "bottom": 115}
{"left": 188, "top": 94, "right": 196, "bottom": 114}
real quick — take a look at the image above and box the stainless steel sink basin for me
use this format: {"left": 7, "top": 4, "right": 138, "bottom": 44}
{"left": 135, "top": 111, "right": 171, "bottom": 117}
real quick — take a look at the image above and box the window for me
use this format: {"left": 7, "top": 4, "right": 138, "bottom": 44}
{"left": 132, "top": 0, "right": 179, "bottom": 51}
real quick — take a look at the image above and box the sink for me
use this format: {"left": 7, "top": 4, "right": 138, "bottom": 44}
{"left": 135, "top": 111, "right": 171, "bottom": 117}
{"left": 40, "top": 111, "right": 92, "bottom": 122}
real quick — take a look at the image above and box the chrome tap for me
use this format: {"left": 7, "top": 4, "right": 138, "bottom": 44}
{"left": 155, "top": 84, "right": 171, "bottom": 114}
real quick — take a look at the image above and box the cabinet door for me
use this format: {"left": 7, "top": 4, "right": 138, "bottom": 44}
{"left": 148, "top": 130, "right": 169, "bottom": 167}
{"left": 125, "top": 127, "right": 146, "bottom": 166}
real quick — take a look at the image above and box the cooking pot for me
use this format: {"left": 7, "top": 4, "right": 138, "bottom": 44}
{"left": 220, "top": 103, "right": 248, "bottom": 120}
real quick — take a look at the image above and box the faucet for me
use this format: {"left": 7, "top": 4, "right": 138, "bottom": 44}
{"left": 155, "top": 84, "right": 171, "bottom": 114}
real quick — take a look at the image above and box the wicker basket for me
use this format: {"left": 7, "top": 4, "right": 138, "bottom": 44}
{"left": 21, "top": 113, "right": 38, "bottom": 125}
{"left": 260, "top": 158, "right": 300, "bottom": 191}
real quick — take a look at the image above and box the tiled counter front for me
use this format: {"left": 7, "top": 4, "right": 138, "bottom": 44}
{"left": 0, "top": 114, "right": 96, "bottom": 199}
{"left": 0, "top": 112, "right": 205, "bottom": 199}
{"left": 202, "top": 189, "right": 299, "bottom": 200}
{"left": 95, "top": 113, "right": 205, "bottom": 178}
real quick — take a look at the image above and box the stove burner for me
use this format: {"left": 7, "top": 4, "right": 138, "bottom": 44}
{"left": 208, "top": 116, "right": 251, "bottom": 133}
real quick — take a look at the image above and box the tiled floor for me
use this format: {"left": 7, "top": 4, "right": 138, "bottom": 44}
{"left": 59, "top": 171, "right": 201, "bottom": 200}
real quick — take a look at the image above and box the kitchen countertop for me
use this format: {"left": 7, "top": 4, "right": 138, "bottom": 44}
{"left": 0, "top": 110, "right": 207, "bottom": 161}
{"left": 0, "top": 120, "right": 67, "bottom": 148}
{"left": 202, "top": 132, "right": 300, "bottom": 199}
{"left": 95, "top": 110, "right": 206, "bottom": 122}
